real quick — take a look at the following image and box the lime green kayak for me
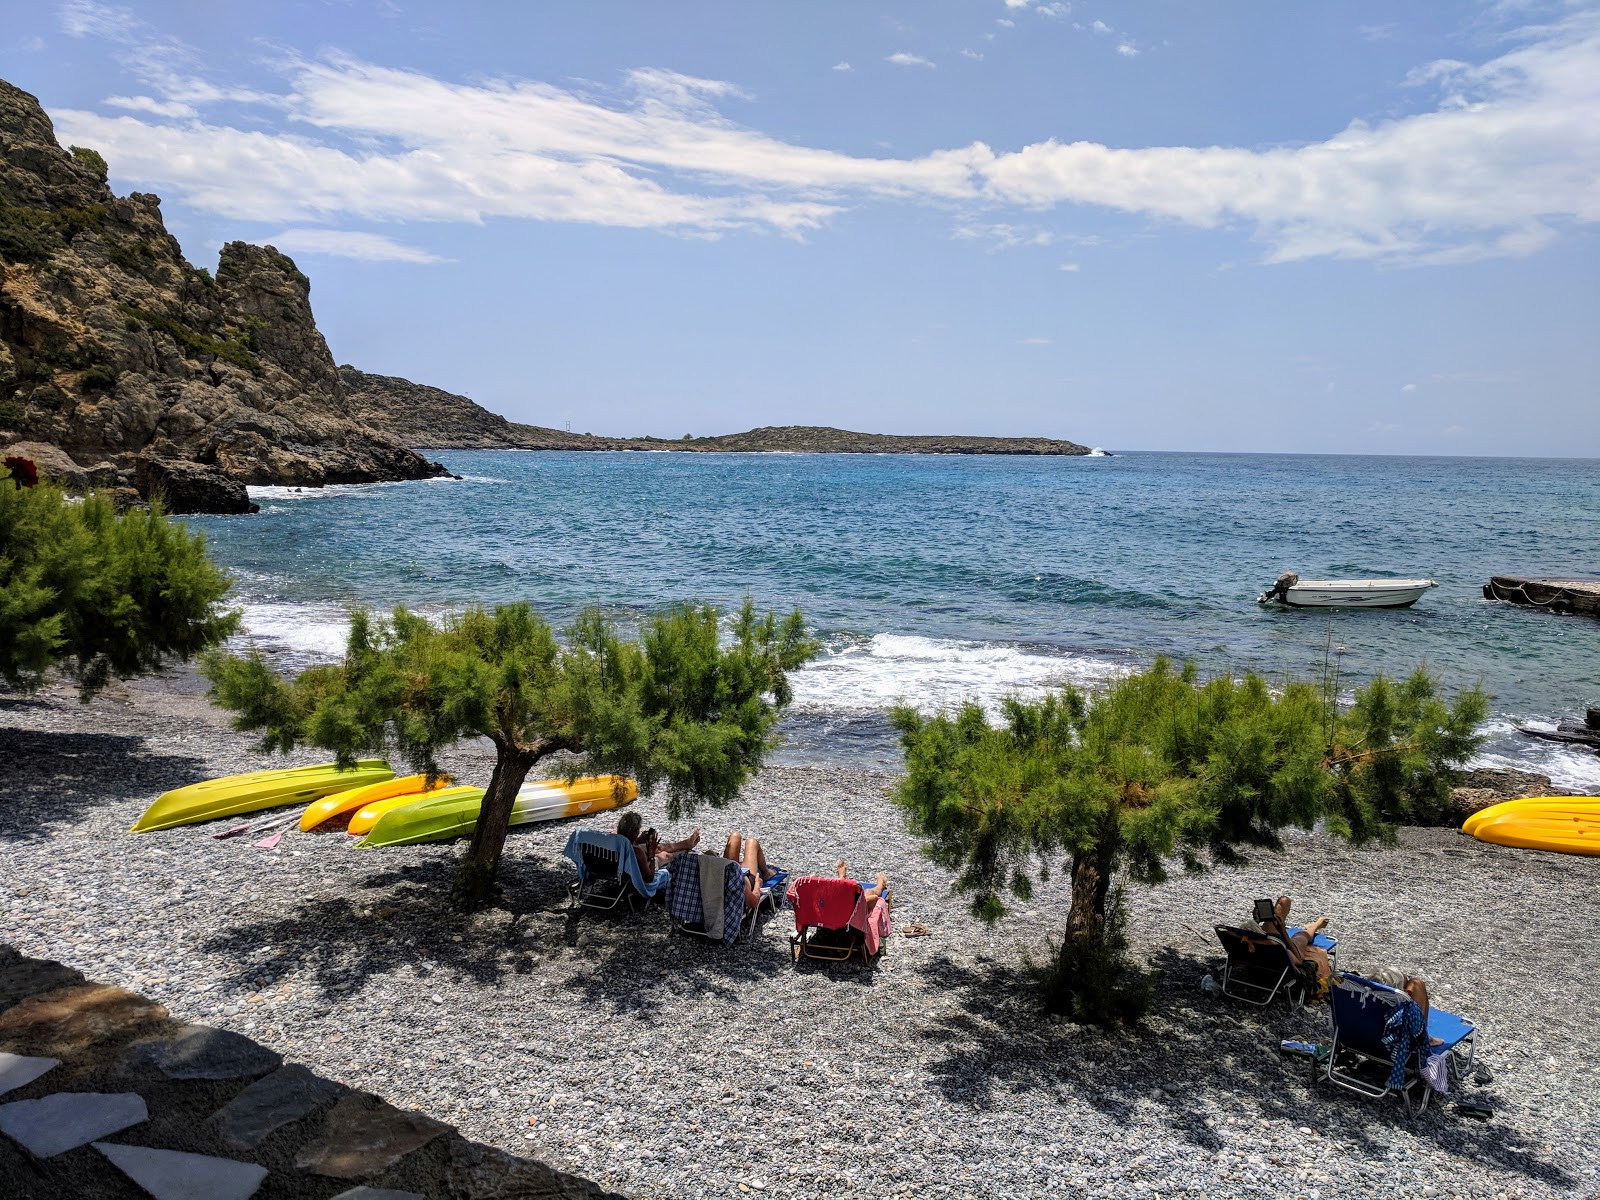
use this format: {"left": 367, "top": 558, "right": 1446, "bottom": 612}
{"left": 358, "top": 776, "right": 636, "bottom": 848}
{"left": 131, "top": 760, "right": 394, "bottom": 833}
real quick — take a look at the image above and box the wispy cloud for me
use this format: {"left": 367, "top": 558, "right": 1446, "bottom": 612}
{"left": 832, "top": 60, "right": 852, "bottom": 72}
{"left": 260, "top": 228, "right": 451, "bottom": 263}
{"left": 996, "top": 18, "right": 1015, "bottom": 29}
{"left": 1090, "top": 20, "right": 1113, "bottom": 34}
{"left": 1059, "top": 261, "right": 1080, "bottom": 271}
{"left": 105, "top": 94, "right": 197, "bottom": 118}
{"left": 51, "top": 2, "right": 1600, "bottom": 264}
{"left": 1400, "top": 382, "right": 1418, "bottom": 392}
{"left": 955, "top": 222, "right": 1056, "bottom": 248}
{"left": 1116, "top": 43, "right": 1140, "bottom": 57}
{"left": 1020, "top": 336, "right": 1053, "bottom": 345}
{"left": 959, "top": 48, "right": 984, "bottom": 61}
{"left": 885, "top": 52, "right": 935, "bottom": 68}
{"left": 1037, "top": 4, "right": 1071, "bottom": 18}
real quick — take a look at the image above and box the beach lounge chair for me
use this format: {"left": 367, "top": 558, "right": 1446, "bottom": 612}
{"left": 1317, "top": 973, "right": 1477, "bottom": 1115}
{"left": 562, "top": 830, "right": 670, "bottom": 913}
{"left": 1214, "top": 925, "right": 1337, "bottom": 1006}
{"left": 785, "top": 875, "right": 891, "bottom": 966}
{"left": 664, "top": 852, "right": 784, "bottom": 945}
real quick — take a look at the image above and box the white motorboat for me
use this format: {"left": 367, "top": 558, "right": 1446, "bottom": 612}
{"left": 1257, "top": 573, "right": 1436, "bottom": 609}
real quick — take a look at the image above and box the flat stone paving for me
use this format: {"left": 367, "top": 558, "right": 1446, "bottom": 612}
{"left": 0, "top": 944, "right": 622, "bottom": 1199}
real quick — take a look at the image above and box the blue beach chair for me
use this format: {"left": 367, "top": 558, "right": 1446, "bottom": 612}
{"left": 562, "top": 830, "right": 670, "bottom": 913}
{"left": 1214, "top": 925, "right": 1337, "bottom": 1006}
{"left": 1318, "top": 973, "right": 1476, "bottom": 1115}
{"left": 664, "top": 852, "right": 788, "bottom": 946}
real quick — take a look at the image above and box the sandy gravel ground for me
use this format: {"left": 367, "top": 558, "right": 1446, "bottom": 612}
{"left": 3, "top": 675, "right": 1597, "bottom": 1200}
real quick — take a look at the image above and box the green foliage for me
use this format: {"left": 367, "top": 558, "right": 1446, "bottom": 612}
{"left": 893, "top": 658, "right": 1486, "bottom": 1024}
{"left": 0, "top": 472, "right": 239, "bottom": 698}
{"left": 0, "top": 202, "right": 60, "bottom": 265}
{"left": 108, "top": 240, "right": 157, "bottom": 272}
{"left": 57, "top": 205, "right": 108, "bottom": 238}
{"left": 27, "top": 384, "right": 66, "bottom": 413}
{"left": 0, "top": 398, "right": 24, "bottom": 428}
{"left": 69, "top": 145, "right": 109, "bottom": 182}
{"left": 204, "top": 599, "right": 817, "bottom": 903}
{"left": 80, "top": 365, "right": 118, "bottom": 393}
{"left": 238, "top": 315, "right": 269, "bottom": 353}
{"left": 120, "top": 305, "right": 263, "bottom": 377}
{"left": 186, "top": 266, "right": 215, "bottom": 287}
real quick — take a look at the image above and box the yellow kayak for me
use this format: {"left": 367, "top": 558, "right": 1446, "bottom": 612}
{"left": 131, "top": 760, "right": 394, "bottom": 833}
{"left": 359, "top": 776, "right": 637, "bottom": 848}
{"left": 1462, "top": 795, "right": 1599, "bottom": 836}
{"left": 1464, "top": 795, "right": 1600, "bottom": 856}
{"left": 348, "top": 785, "right": 485, "bottom": 836}
{"left": 299, "top": 773, "right": 453, "bottom": 831}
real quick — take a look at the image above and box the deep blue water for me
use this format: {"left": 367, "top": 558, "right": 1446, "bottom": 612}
{"left": 185, "top": 451, "right": 1600, "bottom": 786}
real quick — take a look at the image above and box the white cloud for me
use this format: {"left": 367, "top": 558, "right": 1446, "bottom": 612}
{"left": 259, "top": 228, "right": 451, "bottom": 263}
{"left": 1037, "top": 4, "right": 1071, "bottom": 18}
{"left": 1004, "top": 0, "right": 1031, "bottom": 8}
{"left": 955, "top": 222, "right": 1056, "bottom": 248}
{"left": 959, "top": 49, "right": 984, "bottom": 61}
{"left": 1365, "top": 421, "right": 1403, "bottom": 434}
{"left": 1400, "top": 382, "right": 1418, "bottom": 392}
{"left": 1116, "top": 43, "right": 1140, "bottom": 57}
{"left": 1427, "top": 369, "right": 1519, "bottom": 384}
{"left": 1091, "top": 20, "right": 1113, "bottom": 34}
{"left": 885, "top": 52, "right": 935, "bottom": 68}
{"left": 832, "top": 60, "right": 852, "bottom": 72}
{"left": 1020, "top": 336, "right": 1053, "bottom": 345}
{"left": 14, "top": 35, "right": 46, "bottom": 52}
{"left": 49, "top": 7, "right": 1600, "bottom": 264}
{"left": 105, "top": 94, "right": 197, "bottom": 118}
{"left": 1059, "top": 261, "right": 1080, "bottom": 271}
{"left": 997, "top": 18, "right": 1015, "bottom": 29}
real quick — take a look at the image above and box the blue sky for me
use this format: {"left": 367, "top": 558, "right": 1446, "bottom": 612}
{"left": 3, "top": 1, "right": 1596, "bottom": 455}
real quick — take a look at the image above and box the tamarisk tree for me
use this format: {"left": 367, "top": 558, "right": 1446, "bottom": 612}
{"left": 204, "top": 600, "right": 816, "bottom": 907}
{"left": 891, "top": 658, "right": 1486, "bottom": 1025}
{"left": 1, "top": 467, "right": 237, "bottom": 698}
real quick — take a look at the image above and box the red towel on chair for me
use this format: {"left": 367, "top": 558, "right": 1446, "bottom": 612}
{"left": 787, "top": 876, "right": 860, "bottom": 933}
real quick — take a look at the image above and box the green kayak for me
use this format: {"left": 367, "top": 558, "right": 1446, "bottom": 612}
{"left": 131, "top": 760, "right": 394, "bottom": 833}
{"left": 357, "top": 775, "right": 636, "bottom": 848}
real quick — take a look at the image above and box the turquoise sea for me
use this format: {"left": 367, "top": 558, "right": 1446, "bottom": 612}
{"left": 187, "top": 451, "right": 1600, "bottom": 789}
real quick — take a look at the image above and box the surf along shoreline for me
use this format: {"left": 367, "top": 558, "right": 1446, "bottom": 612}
{"left": 3, "top": 670, "right": 1596, "bottom": 1199}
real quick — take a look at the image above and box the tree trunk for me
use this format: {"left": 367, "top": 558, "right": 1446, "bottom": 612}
{"left": 1063, "top": 846, "right": 1111, "bottom": 945}
{"left": 455, "top": 741, "right": 539, "bottom": 909}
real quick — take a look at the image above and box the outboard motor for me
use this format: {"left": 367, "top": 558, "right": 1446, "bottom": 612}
{"left": 1257, "top": 571, "right": 1299, "bottom": 605}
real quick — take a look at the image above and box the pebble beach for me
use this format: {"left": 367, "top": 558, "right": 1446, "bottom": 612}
{"left": 3, "top": 674, "right": 1598, "bottom": 1200}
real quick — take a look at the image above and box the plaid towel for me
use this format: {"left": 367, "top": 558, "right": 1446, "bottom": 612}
{"left": 666, "top": 852, "right": 745, "bottom": 946}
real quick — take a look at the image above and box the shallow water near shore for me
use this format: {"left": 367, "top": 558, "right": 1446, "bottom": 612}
{"left": 189, "top": 450, "right": 1598, "bottom": 786}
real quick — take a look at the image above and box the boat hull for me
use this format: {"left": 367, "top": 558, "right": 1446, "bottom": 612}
{"left": 359, "top": 776, "right": 637, "bottom": 848}
{"left": 300, "top": 774, "right": 454, "bottom": 831}
{"left": 347, "top": 785, "right": 485, "bottom": 836}
{"left": 1279, "top": 580, "right": 1436, "bottom": 608}
{"left": 131, "top": 760, "right": 394, "bottom": 833}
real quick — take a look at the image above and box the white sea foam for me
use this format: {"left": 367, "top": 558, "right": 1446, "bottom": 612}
{"left": 791, "top": 633, "right": 1123, "bottom": 718}
{"left": 247, "top": 475, "right": 499, "bottom": 502}
{"left": 1472, "top": 717, "right": 1600, "bottom": 793}
{"left": 234, "top": 603, "right": 353, "bottom": 659}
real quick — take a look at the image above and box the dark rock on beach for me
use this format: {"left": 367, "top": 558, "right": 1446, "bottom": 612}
{"left": 0, "top": 78, "right": 445, "bottom": 512}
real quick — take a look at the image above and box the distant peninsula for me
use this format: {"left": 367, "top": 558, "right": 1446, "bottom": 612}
{"left": 340, "top": 367, "right": 1093, "bottom": 457}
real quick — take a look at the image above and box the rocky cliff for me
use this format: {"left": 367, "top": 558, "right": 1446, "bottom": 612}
{"left": 342, "top": 368, "right": 1092, "bottom": 456}
{"left": 0, "top": 79, "right": 443, "bottom": 512}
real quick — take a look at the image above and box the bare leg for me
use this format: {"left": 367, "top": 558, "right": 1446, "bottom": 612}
{"left": 723, "top": 831, "right": 743, "bottom": 862}
{"left": 738, "top": 835, "right": 766, "bottom": 908}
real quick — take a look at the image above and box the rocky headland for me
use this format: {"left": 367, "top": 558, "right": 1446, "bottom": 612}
{"left": 342, "top": 368, "right": 1092, "bottom": 455}
{"left": 0, "top": 79, "right": 443, "bottom": 513}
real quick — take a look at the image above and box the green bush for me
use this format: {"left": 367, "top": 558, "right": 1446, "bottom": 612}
{"left": 120, "top": 305, "right": 263, "bottom": 377}
{"left": 80, "top": 365, "right": 118, "bottom": 392}
{"left": 69, "top": 145, "right": 109, "bottom": 182}
{"left": 0, "top": 397, "right": 25, "bottom": 428}
{"left": 0, "top": 202, "right": 60, "bottom": 265}
{"left": 27, "top": 384, "right": 66, "bottom": 413}
{"left": 108, "top": 240, "right": 156, "bottom": 272}
{"left": 57, "top": 205, "right": 108, "bottom": 238}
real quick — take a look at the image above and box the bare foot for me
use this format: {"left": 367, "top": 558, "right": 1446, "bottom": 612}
{"left": 687, "top": 827, "right": 701, "bottom": 849}
{"left": 876, "top": 872, "right": 889, "bottom": 891}
{"left": 836, "top": 860, "right": 849, "bottom": 879}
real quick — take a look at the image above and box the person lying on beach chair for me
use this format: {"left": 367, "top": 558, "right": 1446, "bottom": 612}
{"left": 720, "top": 830, "right": 786, "bottom": 909}
{"left": 617, "top": 810, "right": 699, "bottom": 878}
{"left": 1254, "top": 896, "right": 1441, "bottom": 1025}
{"left": 786, "top": 862, "right": 893, "bottom": 965}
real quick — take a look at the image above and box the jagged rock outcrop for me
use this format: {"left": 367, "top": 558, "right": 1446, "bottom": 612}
{"left": 342, "top": 367, "right": 1093, "bottom": 456}
{"left": 0, "top": 78, "right": 443, "bottom": 512}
